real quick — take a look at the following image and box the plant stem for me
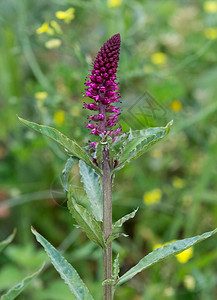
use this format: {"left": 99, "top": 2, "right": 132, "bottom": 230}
{"left": 102, "top": 146, "right": 113, "bottom": 300}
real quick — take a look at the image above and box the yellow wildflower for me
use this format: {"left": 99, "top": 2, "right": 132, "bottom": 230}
{"left": 171, "top": 100, "right": 182, "bottom": 112}
{"left": 34, "top": 91, "right": 48, "bottom": 100}
{"left": 35, "top": 92, "right": 47, "bottom": 111}
{"left": 143, "top": 64, "right": 154, "bottom": 74}
{"left": 204, "top": 28, "right": 217, "bottom": 39}
{"left": 108, "top": 0, "right": 122, "bottom": 8}
{"left": 172, "top": 177, "right": 185, "bottom": 189}
{"left": 45, "top": 39, "right": 62, "bottom": 49}
{"left": 50, "top": 20, "right": 63, "bottom": 34}
{"left": 203, "top": 1, "right": 217, "bottom": 13}
{"left": 56, "top": 8, "right": 75, "bottom": 24}
{"left": 143, "top": 189, "right": 162, "bottom": 205}
{"left": 184, "top": 275, "right": 196, "bottom": 291}
{"left": 54, "top": 110, "right": 65, "bottom": 125}
{"left": 151, "top": 52, "right": 167, "bottom": 65}
{"left": 176, "top": 247, "right": 193, "bottom": 263}
{"left": 36, "top": 22, "right": 49, "bottom": 34}
{"left": 36, "top": 22, "right": 54, "bottom": 35}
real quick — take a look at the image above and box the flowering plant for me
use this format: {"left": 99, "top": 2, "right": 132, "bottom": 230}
{"left": 6, "top": 34, "right": 216, "bottom": 300}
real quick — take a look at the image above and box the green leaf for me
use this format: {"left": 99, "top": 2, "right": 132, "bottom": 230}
{"left": 113, "top": 254, "right": 120, "bottom": 282}
{"left": 117, "top": 228, "right": 217, "bottom": 286}
{"left": 31, "top": 228, "right": 94, "bottom": 300}
{"left": 18, "top": 116, "right": 101, "bottom": 175}
{"left": 112, "top": 121, "right": 173, "bottom": 173}
{"left": 1, "top": 264, "right": 43, "bottom": 300}
{"left": 0, "top": 229, "right": 16, "bottom": 252}
{"left": 113, "top": 208, "right": 138, "bottom": 231}
{"left": 106, "top": 233, "right": 128, "bottom": 244}
{"left": 62, "top": 157, "right": 78, "bottom": 193}
{"left": 110, "top": 133, "right": 129, "bottom": 157}
{"left": 67, "top": 191, "right": 106, "bottom": 248}
{"left": 79, "top": 161, "right": 103, "bottom": 222}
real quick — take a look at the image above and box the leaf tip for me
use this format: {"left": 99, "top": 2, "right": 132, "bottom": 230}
{"left": 17, "top": 115, "right": 26, "bottom": 125}
{"left": 169, "top": 120, "right": 174, "bottom": 126}
{"left": 31, "top": 226, "right": 37, "bottom": 232}
{"left": 166, "top": 120, "right": 173, "bottom": 134}
{"left": 11, "top": 228, "right": 17, "bottom": 240}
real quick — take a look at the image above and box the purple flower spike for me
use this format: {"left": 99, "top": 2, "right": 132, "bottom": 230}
{"left": 83, "top": 34, "right": 122, "bottom": 144}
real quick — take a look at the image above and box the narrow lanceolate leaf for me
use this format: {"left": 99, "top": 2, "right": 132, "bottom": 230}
{"left": 1, "top": 264, "right": 43, "bottom": 300}
{"left": 31, "top": 228, "right": 94, "bottom": 300}
{"left": 67, "top": 191, "right": 105, "bottom": 248}
{"left": 113, "top": 254, "right": 120, "bottom": 282}
{"left": 113, "top": 208, "right": 138, "bottom": 231}
{"left": 62, "top": 157, "right": 78, "bottom": 193}
{"left": 0, "top": 229, "right": 16, "bottom": 252}
{"left": 117, "top": 228, "right": 217, "bottom": 286}
{"left": 112, "top": 121, "right": 173, "bottom": 174}
{"left": 106, "top": 233, "right": 128, "bottom": 244}
{"left": 79, "top": 161, "right": 103, "bottom": 222}
{"left": 18, "top": 116, "right": 101, "bottom": 175}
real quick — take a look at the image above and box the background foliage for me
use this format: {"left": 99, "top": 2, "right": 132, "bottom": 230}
{"left": 0, "top": 0, "right": 217, "bottom": 299}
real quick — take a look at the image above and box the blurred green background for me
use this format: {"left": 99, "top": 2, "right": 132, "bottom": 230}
{"left": 1, "top": 0, "right": 217, "bottom": 299}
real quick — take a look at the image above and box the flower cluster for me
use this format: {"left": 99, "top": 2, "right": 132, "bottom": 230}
{"left": 83, "top": 34, "right": 122, "bottom": 147}
{"left": 36, "top": 8, "right": 75, "bottom": 50}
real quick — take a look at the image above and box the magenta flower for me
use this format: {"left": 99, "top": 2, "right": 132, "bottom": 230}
{"left": 83, "top": 34, "right": 122, "bottom": 146}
